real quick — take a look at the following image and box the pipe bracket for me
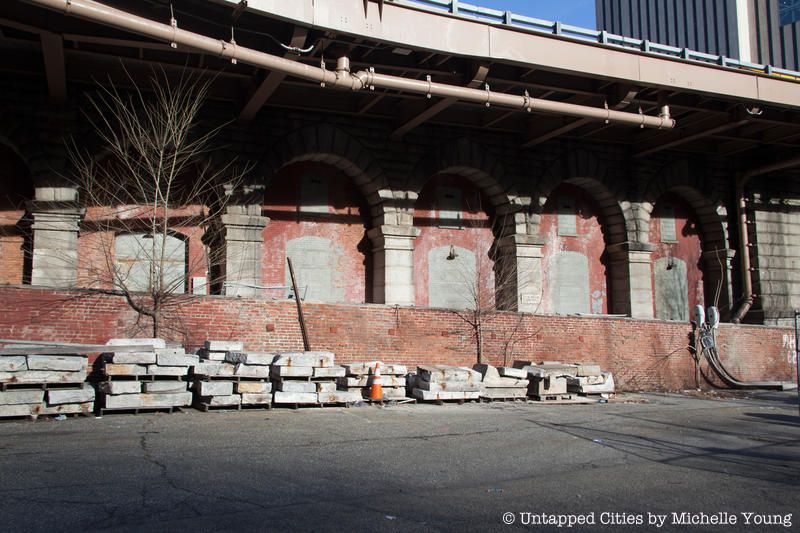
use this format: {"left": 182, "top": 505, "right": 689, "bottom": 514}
{"left": 426, "top": 75, "right": 432, "bottom": 99}
{"left": 522, "top": 90, "right": 531, "bottom": 112}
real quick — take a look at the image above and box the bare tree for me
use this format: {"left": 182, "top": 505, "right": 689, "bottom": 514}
{"left": 69, "top": 68, "right": 245, "bottom": 338}
{"left": 446, "top": 214, "right": 537, "bottom": 365}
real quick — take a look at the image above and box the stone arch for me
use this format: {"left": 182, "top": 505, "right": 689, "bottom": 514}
{"left": 0, "top": 105, "right": 75, "bottom": 189}
{"left": 0, "top": 117, "right": 46, "bottom": 189}
{"left": 641, "top": 159, "right": 729, "bottom": 253}
{"left": 536, "top": 149, "right": 628, "bottom": 246}
{"left": 262, "top": 124, "right": 395, "bottom": 226}
{"left": 408, "top": 138, "right": 525, "bottom": 236}
{"left": 642, "top": 158, "right": 733, "bottom": 318}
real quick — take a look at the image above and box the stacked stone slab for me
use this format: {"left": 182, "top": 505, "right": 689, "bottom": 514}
{"left": 566, "top": 365, "right": 616, "bottom": 397}
{"left": 513, "top": 361, "right": 578, "bottom": 400}
{"left": 271, "top": 351, "right": 360, "bottom": 405}
{"left": 339, "top": 362, "right": 408, "bottom": 400}
{"left": 0, "top": 348, "right": 93, "bottom": 418}
{"left": 411, "top": 365, "right": 483, "bottom": 402}
{"left": 473, "top": 364, "right": 529, "bottom": 400}
{"left": 99, "top": 339, "right": 193, "bottom": 412}
{"left": 191, "top": 340, "right": 273, "bottom": 409}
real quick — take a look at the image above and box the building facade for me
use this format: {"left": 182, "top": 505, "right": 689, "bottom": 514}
{"left": 0, "top": 0, "right": 798, "bottom": 388}
{"left": 597, "top": 0, "right": 800, "bottom": 71}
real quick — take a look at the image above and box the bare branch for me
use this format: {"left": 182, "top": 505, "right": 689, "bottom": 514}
{"left": 68, "top": 67, "right": 244, "bottom": 338}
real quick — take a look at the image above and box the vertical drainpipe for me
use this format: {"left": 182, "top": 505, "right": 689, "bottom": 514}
{"left": 731, "top": 173, "right": 754, "bottom": 323}
{"left": 731, "top": 155, "right": 800, "bottom": 323}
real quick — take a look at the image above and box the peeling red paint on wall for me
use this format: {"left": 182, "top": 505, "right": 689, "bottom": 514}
{"left": 540, "top": 184, "right": 608, "bottom": 314}
{"left": 262, "top": 162, "right": 371, "bottom": 303}
{"left": 649, "top": 193, "right": 704, "bottom": 317}
{"left": 413, "top": 175, "right": 495, "bottom": 307}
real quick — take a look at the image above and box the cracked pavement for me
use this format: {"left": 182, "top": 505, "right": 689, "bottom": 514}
{"left": 0, "top": 392, "right": 798, "bottom": 532}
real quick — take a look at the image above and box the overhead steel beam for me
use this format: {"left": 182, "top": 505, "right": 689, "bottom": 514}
{"left": 633, "top": 116, "right": 751, "bottom": 158}
{"left": 40, "top": 31, "right": 66, "bottom": 103}
{"left": 238, "top": 26, "right": 308, "bottom": 123}
{"left": 389, "top": 64, "right": 489, "bottom": 140}
{"left": 521, "top": 90, "right": 631, "bottom": 148}
{"left": 23, "top": 0, "right": 676, "bottom": 130}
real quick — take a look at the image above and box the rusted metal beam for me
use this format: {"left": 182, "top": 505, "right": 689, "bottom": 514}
{"left": 238, "top": 26, "right": 308, "bottom": 123}
{"left": 40, "top": 31, "right": 66, "bottom": 103}
{"left": 390, "top": 64, "right": 488, "bottom": 140}
{"left": 634, "top": 117, "right": 751, "bottom": 158}
{"left": 522, "top": 86, "right": 639, "bottom": 148}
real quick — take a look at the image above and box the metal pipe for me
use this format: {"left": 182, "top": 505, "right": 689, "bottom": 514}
{"left": 731, "top": 154, "right": 800, "bottom": 323}
{"left": 23, "top": 0, "right": 676, "bottom": 129}
{"left": 730, "top": 173, "right": 754, "bottom": 324}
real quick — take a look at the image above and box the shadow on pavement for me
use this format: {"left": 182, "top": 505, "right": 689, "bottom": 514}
{"left": 744, "top": 412, "right": 800, "bottom": 426}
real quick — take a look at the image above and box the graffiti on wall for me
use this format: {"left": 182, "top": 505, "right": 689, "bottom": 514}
{"left": 782, "top": 334, "right": 797, "bottom": 365}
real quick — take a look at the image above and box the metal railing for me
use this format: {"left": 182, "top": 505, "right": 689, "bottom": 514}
{"left": 394, "top": 0, "right": 800, "bottom": 81}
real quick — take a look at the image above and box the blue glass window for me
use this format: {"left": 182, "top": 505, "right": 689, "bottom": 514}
{"left": 780, "top": 0, "right": 800, "bottom": 25}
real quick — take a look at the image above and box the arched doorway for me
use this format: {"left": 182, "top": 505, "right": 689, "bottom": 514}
{"left": 413, "top": 174, "right": 496, "bottom": 310}
{"left": 540, "top": 183, "right": 609, "bottom": 315}
{"left": 262, "top": 161, "right": 372, "bottom": 303}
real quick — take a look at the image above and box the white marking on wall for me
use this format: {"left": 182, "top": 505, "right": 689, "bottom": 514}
{"left": 550, "top": 251, "right": 589, "bottom": 314}
{"left": 557, "top": 196, "right": 577, "bottom": 236}
{"left": 654, "top": 256, "right": 689, "bottom": 321}
{"left": 428, "top": 245, "right": 475, "bottom": 309}
{"left": 286, "top": 236, "right": 344, "bottom": 303}
{"left": 783, "top": 334, "right": 797, "bottom": 365}
{"left": 115, "top": 233, "right": 186, "bottom": 293}
{"left": 660, "top": 205, "right": 677, "bottom": 242}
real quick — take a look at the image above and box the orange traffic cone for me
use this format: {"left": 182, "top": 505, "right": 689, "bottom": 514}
{"left": 369, "top": 362, "right": 383, "bottom": 401}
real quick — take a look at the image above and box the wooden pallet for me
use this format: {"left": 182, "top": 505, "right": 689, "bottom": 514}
{"left": 98, "top": 406, "right": 185, "bottom": 416}
{"left": 0, "top": 411, "right": 92, "bottom": 422}
{"left": 529, "top": 395, "right": 599, "bottom": 405}
{"left": 366, "top": 397, "right": 416, "bottom": 406}
{"left": 194, "top": 402, "right": 273, "bottom": 412}
{"left": 191, "top": 375, "right": 270, "bottom": 382}
{"left": 530, "top": 393, "right": 573, "bottom": 401}
{"left": 271, "top": 403, "right": 321, "bottom": 410}
{"left": 480, "top": 396, "right": 529, "bottom": 403}
{"left": 424, "top": 398, "right": 481, "bottom": 406}
{"left": 104, "top": 374, "right": 188, "bottom": 382}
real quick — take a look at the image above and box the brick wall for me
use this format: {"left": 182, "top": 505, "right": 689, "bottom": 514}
{"left": 649, "top": 193, "right": 705, "bottom": 319}
{"left": 263, "top": 162, "right": 371, "bottom": 303}
{"left": 540, "top": 183, "right": 608, "bottom": 314}
{"left": 0, "top": 286, "right": 794, "bottom": 391}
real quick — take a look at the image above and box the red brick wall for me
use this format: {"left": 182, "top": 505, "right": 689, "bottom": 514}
{"left": 263, "top": 162, "right": 370, "bottom": 303}
{"left": 540, "top": 184, "right": 608, "bottom": 313}
{"left": 649, "top": 193, "right": 705, "bottom": 315}
{"left": 0, "top": 286, "right": 794, "bottom": 391}
{"left": 0, "top": 212, "right": 25, "bottom": 285}
{"left": 413, "top": 175, "right": 494, "bottom": 306}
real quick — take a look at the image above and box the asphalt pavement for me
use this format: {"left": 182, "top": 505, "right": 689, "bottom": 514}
{"left": 0, "top": 391, "right": 798, "bottom": 532}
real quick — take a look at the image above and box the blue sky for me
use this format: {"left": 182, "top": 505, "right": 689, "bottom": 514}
{"left": 470, "top": 0, "right": 597, "bottom": 28}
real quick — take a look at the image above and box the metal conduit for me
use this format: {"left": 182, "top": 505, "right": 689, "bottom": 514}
{"left": 24, "top": 0, "right": 676, "bottom": 129}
